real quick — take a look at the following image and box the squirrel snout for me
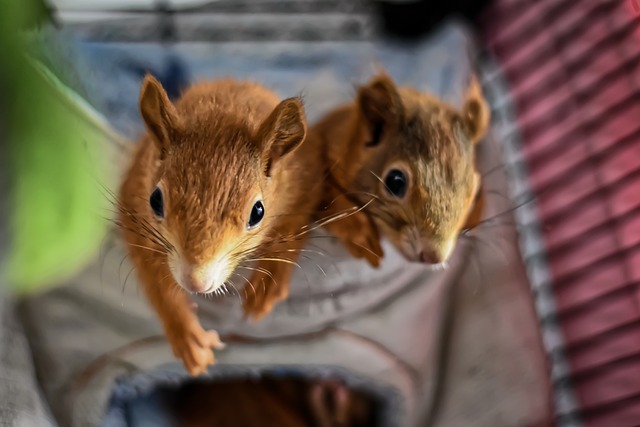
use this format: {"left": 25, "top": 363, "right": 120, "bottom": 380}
{"left": 420, "top": 239, "right": 455, "bottom": 265}
{"left": 181, "top": 271, "right": 212, "bottom": 294}
{"left": 172, "top": 256, "right": 231, "bottom": 294}
{"left": 420, "top": 249, "right": 442, "bottom": 265}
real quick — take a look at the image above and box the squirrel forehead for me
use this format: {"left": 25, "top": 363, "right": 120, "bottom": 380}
{"left": 391, "top": 107, "right": 473, "bottom": 184}
{"left": 157, "top": 89, "right": 272, "bottom": 219}
{"left": 162, "top": 127, "right": 262, "bottom": 218}
{"left": 168, "top": 124, "right": 260, "bottom": 177}
{"left": 374, "top": 106, "right": 476, "bottom": 230}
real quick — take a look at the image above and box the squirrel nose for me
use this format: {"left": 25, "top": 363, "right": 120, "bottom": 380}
{"left": 420, "top": 249, "right": 443, "bottom": 265}
{"left": 182, "top": 271, "right": 211, "bottom": 293}
{"left": 420, "top": 239, "right": 455, "bottom": 264}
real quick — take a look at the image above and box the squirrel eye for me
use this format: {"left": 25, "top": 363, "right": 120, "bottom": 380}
{"left": 384, "top": 169, "right": 408, "bottom": 198}
{"left": 247, "top": 200, "right": 265, "bottom": 229}
{"left": 149, "top": 187, "right": 164, "bottom": 219}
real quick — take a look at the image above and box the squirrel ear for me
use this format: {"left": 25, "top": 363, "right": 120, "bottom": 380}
{"left": 460, "top": 75, "right": 490, "bottom": 144}
{"left": 139, "top": 74, "right": 180, "bottom": 158}
{"left": 257, "top": 97, "right": 307, "bottom": 177}
{"left": 357, "top": 73, "right": 404, "bottom": 146}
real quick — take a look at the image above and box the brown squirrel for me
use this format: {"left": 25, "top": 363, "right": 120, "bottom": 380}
{"left": 312, "top": 72, "right": 489, "bottom": 266}
{"left": 118, "top": 75, "right": 330, "bottom": 375}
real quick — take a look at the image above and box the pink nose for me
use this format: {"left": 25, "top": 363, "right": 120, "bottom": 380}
{"left": 420, "top": 249, "right": 442, "bottom": 264}
{"left": 182, "top": 272, "right": 210, "bottom": 293}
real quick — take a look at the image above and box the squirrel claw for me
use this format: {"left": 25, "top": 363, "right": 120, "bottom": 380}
{"left": 167, "top": 323, "right": 224, "bottom": 377}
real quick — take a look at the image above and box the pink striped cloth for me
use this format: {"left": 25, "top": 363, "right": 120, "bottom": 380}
{"left": 479, "top": 1, "right": 640, "bottom": 426}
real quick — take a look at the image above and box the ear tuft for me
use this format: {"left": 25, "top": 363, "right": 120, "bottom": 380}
{"left": 461, "top": 75, "right": 490, "bottom": 144}
{"left": 258, "top": 97, "right": 307, "bottom": 176}
{"left": 139, "top": 74, "right": 180, "bottom": 158}
{"left": 357, "top": 73, "right": 403, "bottom": 146}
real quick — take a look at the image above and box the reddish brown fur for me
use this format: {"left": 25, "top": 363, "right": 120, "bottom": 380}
{"left": 311, "top": 73, "right": 489, "bottom": 265}
{"left": 119, "top": 75, "right": 323, "bottom": 375}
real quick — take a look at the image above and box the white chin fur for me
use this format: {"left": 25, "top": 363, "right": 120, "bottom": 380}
{"left": 168, "top": 253, "right": 232, "bottom": 294}
{"left": 428, "top": 261, "right": 449, "bottom": 271}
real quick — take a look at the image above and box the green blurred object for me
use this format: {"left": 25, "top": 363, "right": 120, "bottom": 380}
{"left": 0, "top": 0, "right": 121, "bottom": 294}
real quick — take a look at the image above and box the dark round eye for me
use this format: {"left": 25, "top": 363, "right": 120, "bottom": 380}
{"left": 248, "top": 200, "right": 265, "bottom": 229}
{"left": 149, "top": 187, "right": 164, "bottom": 218}
{"left": 384, "top": 169, "right": 408, "bottom": 198}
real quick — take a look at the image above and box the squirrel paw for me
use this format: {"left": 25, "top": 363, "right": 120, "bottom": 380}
{"left": 242, "top": 271, "right": 287, "bottom": 322}
{"left": 167, "top": 322, "right": 225, "bottom": 376}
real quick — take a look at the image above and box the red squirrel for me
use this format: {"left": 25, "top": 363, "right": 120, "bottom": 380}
{"left": 118, "top": 75, "right": 330, "bottom": 375}
{"left": 312, "top": 72, "right": 489, "bottom": 266}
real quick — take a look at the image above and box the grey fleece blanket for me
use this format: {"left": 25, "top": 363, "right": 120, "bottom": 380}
{"left": 2, "top": 14, "right": 551, "bottom": 427}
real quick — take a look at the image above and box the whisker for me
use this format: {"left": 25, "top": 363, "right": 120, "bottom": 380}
{"left": 270, "top": 247, "right": 328, "bottom": 258}
{"left": 466, "top": 195, "right": 535, "bottom": 230}
{"left": 481, "top": 162, "right": 507, "bottom": 178}
{"left": 240, "top": 265, "right": 269, "bottom": 296}
{"left": 238, "top": 265, "right": 275, "bottom": 281}
{"left": 249, "top": 257, "right": 301, "bottom": 269}
{"left": 116, "top": 253, "right": 129, "bottom": 286}
{"left": 485, "top": 188, "right": 512, "bottom": 202}
{"left": 464, "top": 234, "right": 485, "bottom": 294}
{"left": 122, "top": 265, "right": 145, "bottom": 294}
{"left": 314, "top": 262, "right": 327, "bottom": 277}
{"left": 126, "top": 243, "right": 167, "bottom": 255}
{"left": 300, "top": 207, "right": 358, "bottom": 231}
{"left": 231, "top": 272, "right": 254, "bottom": 298}
{"left": 321, "top": 189, "right": 384, "bottom": 212}
{"left": 290, "top": 198, "right": 376, "bottom": 240}
{"left": 226, "top": 277, "right": 245, "bottom": 303}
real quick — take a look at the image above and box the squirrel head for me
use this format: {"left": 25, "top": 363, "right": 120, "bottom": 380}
{"left": 350, "top": 72, "right": 489, "bottom": 264}
{"left": 138, "top": 74, "right": 306, "bottom": 293}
